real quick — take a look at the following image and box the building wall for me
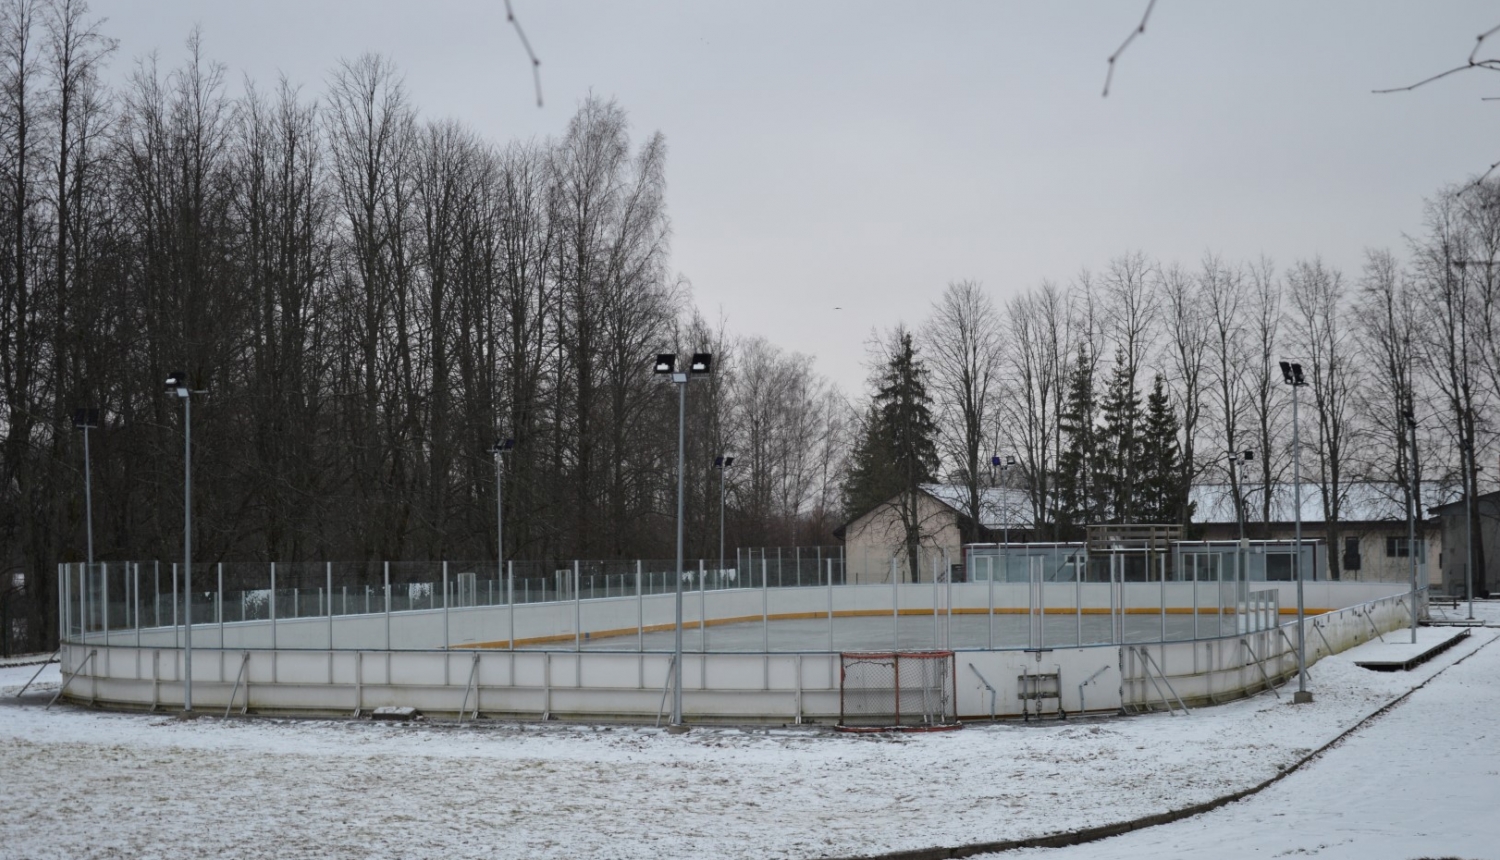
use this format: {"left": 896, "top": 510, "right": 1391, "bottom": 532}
{"left": 1197, "top": 522, "right": 1442, "bottom": 585}
{"left": 842, "top": 493, "right": 963, "bottom": 584}
{"left": 1436, "top": 498, "right": 1500, "bottom": 598}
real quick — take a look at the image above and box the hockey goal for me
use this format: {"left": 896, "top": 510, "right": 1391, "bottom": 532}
{"left": 838, "top": 650, "right": 959, "bottom": 732}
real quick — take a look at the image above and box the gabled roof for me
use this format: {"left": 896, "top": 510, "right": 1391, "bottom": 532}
{"left": 920, "top": 484, "right": 1035, "bottom": 530}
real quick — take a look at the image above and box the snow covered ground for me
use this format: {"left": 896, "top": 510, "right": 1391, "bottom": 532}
{"left": 2, "top": 606, "right": 1496, "bottom": 859}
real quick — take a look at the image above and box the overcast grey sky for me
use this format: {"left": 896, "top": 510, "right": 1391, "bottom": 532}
{"left": 90, "top": 1, "right": 1500, "bottom": 394}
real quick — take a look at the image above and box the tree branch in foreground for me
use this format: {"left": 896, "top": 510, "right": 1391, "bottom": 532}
{"left": 1103, "top": 0, "right": 1157, "bottom": 98}
{"left": 503, "top": 0, "right": 543, "bottom": 107}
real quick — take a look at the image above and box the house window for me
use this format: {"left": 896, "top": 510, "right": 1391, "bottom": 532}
{"left": 1343, "top": 537, "right": 1361, "bottom": 572}
{"left": 1386, "top": 537, "right": 1424, "bottom": 558}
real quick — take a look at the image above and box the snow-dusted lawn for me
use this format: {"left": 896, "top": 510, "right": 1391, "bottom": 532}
{"left": 1000, "top": 620, "right": 1500, "bottom": 860}
{"left": 2, "top": 611, "right": 1495, "bottom": 859}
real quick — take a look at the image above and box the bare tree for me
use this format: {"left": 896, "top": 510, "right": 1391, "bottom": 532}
{"left": 922, "top": 279, "right": 1003, "bottom": 545}
{"left": 999, "top": 281, "right": 1071, "bottom": 536}
{"left": 1411, "top": 188, "right": 1489, "bottom": 595}
{"left": 1163, "top": 260, "right": 1210, "bottom": 519}
{"left": 1203, "top": 254, "right": 1253, "bottom": 526}
{"left": 1351, "top": 248, "right": 1424, "bottom": 524}
{"left": 1245, "top": 257, "right": 1286, "bottom": 527}
{"left": 1287, "top": 258, "right": 1358, "bottom": 579}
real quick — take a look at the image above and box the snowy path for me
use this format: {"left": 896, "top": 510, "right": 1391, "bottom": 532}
{"left": 992, "top": 627, "right": 1500, "bottom": 860}
{"left": 1, "top": 621, "right": 1495, "bottom": 859}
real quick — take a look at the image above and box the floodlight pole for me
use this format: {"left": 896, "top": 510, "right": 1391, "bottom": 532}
{"left": 1286, "top": 367, "right": 1310, "bottom": 703}
{"left": 672, "top": 373, "right": 686, "bottom": 726}
{"left": 1228, "top": 450, "right": 1252, "bottom": 608}
{"left": 494, "top": 449, "right": 504, "bottom": 582}
{"left": 82, "top": 422, "right": 94, "bottom": 569}
{"left": 491, "top": 438, "right": 513, "bottom": 585}
{"left": 717, "top": 459, "right": 728, "bottom": 585}
{"left": 1002, "top": 457, "right": 1011, "bottom": 549}
{"left": 1405, "top": 412, "right": 1418, "bottom": 643}
{"left": 181, "top": 392, "right": 194, "bottom": 712}
{"left": 1463, "top": 439, "right": 1476, "bottom": 620}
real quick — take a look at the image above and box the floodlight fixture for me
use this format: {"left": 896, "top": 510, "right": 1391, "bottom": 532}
{"left": 72, "top": 408, "right": 99, "bottom": 430}
{"left": 1279, "top": 361, "right": 1306, "bottom": 387}
{"left": 689, "top": 353, "right": 713, "bottom": 375}
{"left": 165, "top": 371, "right": 190, "bottom": 398}
{"left": 490, "top": 438, "right": 516, "bottom": 455}
{"left": 714, "top": 455, "right": 735, "bottom": 468}
{"left": 654, "top": 354, "right": 676, "bottom": 375}
{"left": 1006, "top": 455, "right": 1017, "bottom": 467}
{"left": 990, "top": 455, "right": 1001, "bottom": 467}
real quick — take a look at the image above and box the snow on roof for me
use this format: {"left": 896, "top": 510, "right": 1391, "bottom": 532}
{"left": 921, "top": 484, "right": 1035, "bottom": 529}
{"left": 1189, "top": 482, "right": 1459, "bottom": 524}
{"left": 919, "top": 481, "right": 1459, "bottom": 528}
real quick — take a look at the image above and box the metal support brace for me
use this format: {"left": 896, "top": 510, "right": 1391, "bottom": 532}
{"left": 1241, "top": 638, "right": 1280, "bottom": 699}
{"left": 656, "top": 654, "right": 677, "bottom": 727}
{"left": 225, "top": 651, "right": 251, "bottom": 717}
{"left": 968, "top": 663, "right": 997, "bottom": 721}
{"left": 47, "top": 650, "right": 96, "bottom": 709}
{"left": 14, "top": 652, "right": 59, "bottom": 698}
{"left": 1362, "top": 607, "right": 1385, "bottom": 643}
{"left": 1135, "top": 647, "right": 1189, "bottom": 715}
{"left": 1078, "top": 664, "right": 1110, "bottom": 714}
{"left": 1278, "top": 628, "right": 1310, "bottom": 679}
{"left": 459, "top": 652, "right": 482, "bottom": 722}
{"left": 353, "top": 651, "right": 363, "bottom": 718}
{"left": 1312, "top": 619, "right": 1336, "bottom": 658}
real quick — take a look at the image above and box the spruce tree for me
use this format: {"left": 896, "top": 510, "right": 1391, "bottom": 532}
{"left": 1098, "top": 349, "right": 1144, "bottom": 523}
{"left": 842, "top": 404, "right": 899, "bottom": 519}
{"left": 1052, "top": 346, "right": 1098, "bottom": 538}
{"left": 840, "top": 328, "right": 939, "bottom": 581}
{"left": 1139, "top": 374, "right": 1193, "bottom": 525}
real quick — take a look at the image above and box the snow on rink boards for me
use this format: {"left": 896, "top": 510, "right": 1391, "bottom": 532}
{"left": 4, "top": 608, "right": 1497, "bottom": 860}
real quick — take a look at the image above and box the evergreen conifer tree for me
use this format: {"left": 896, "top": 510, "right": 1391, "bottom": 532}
{"left": 1139, "top": 374, "right": 1193, "bottom": 524}
{"left": 840, "top": 328, "right": 939, "bottom": 581}
{"left": 1098, "top": 349, "right": 1144, "bottom": 523}
{"left": 1052, "top": 346, "right": 1099, "bottom": 538}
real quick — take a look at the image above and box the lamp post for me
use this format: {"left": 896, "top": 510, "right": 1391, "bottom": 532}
{"left": 1279, "top": 361, "right": 1311, "bottom": 704}
{"left": 1461, "top": 438, "right": 1477, "bottom": 621}
{"left": 714, "top": 455, "right": 735, "bottom": 587}
{"left": 72, "top": 408, "right": 100, "bottom": 572}
{"left": 990, "top": 454, "right": 1016, "bottom": 547}
{"left": 165, "top": 371, "right": 199, "bottom": 712}
{"left": 72, "top": 408, "right": 99, "bottom": 642}
{"left": 655, "top": 352, "right": 712, "bottom": 727}
{"left": 1228, "top": 449, "right": 1254, "bottom": 610}
{"left": 1404, "top": 410, "right": 1419, "bottom": 642}
{"left": 490, "top": 437, "right": 515, "bottom": 584}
